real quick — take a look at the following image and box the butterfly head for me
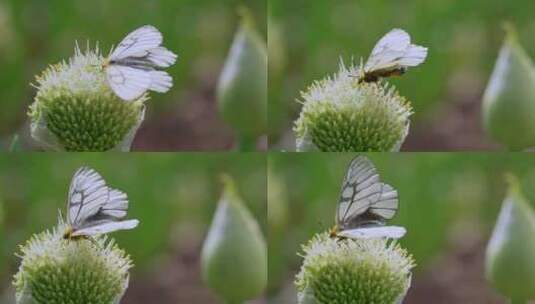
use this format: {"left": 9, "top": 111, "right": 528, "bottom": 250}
{"left": 102, "top": 57, "right": 111, "bottom": 69}
{"left": 63, "top": 226, "right": 88, "bottom": 241}
{"left": 63, "top": 226, "right": 74, "bottom": 239}
{"left": 329, "top": 225, "right": 339, "bottom": 238}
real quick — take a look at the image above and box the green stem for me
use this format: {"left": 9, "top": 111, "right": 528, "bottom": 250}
{"left": 8, "top": 134, "right": 20, "bottom": 152}
{"left": 236, "top": 135, "right": 256, "bottom": 151}
{"left": 510, "top": 298, "right": 527, "bottom": 304}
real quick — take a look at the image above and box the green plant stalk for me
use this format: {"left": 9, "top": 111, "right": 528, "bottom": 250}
{"left": 8, "top": 134, "right": 19, "bottom": 151}
{"left": 510, "top": 298, "right": 526, "bottom": 304}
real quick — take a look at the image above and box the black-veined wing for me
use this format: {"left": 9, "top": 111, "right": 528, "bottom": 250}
{"left": 67, "top": 167, "right": 110, "bottom": 229}
{"left": 336, "top": 156, "right": 399, "bottom": 229}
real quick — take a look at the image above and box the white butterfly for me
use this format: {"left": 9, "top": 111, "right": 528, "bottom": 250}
{"left": 103, "top": 25, "right": 178, "bottom": 101}
{"left": 330, "top": 156, "right": 406, "bottom": 239}
{"left": 63, "top": 166, "right": 139, "bottom": 238}
{"left": 359, "top": 28, "right": 427, "bottom": 83}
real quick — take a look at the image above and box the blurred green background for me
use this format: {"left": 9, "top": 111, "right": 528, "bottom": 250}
{"left": 0, "top": 0, "right": 266, "bottom": 151}
{"left": 268, "top": 0, "right": 535, "bottom": 151}
{"left": 268, "top": 153, "right": 535, "bottom": 303}
{"left": 0, "top": 153, "right": 266, "bottom": 303}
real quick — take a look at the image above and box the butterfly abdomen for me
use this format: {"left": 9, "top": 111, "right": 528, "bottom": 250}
{"left": 63, "top": 227, "right": 87, "bottom": 240}
{"left": 359, "top": 67, "right": 407, "bottom": 83}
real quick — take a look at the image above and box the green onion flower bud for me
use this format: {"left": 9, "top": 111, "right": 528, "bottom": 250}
{"left": 485, "top": 174, "right": 535, "bottom": 301}
{"left": 294, "top": 62, "right": 412, "bottom": 152}
{"left": 28, "top": 45, "right": 145, "bottom": 151}
{"left": 201, "top": 175, "right": 267, "bottom": 303}
{"left": 217, "top": 8, "right": 267, "bottom": 150}
{"left": 482, "top": 24, "right": 535, "bottom": 150}
{"left": 296, "top": 232, "right": 415, "bottom": 304}
{"left": 13, "top": 219, "right": 133, "bottom": 304}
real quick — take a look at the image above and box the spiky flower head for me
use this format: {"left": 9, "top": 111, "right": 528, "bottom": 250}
{"left": 295, "top": 232, "right": 415, "bottom": 304}
{"left": 28, "top": 44, "right": 146, "bottom": 151}
{"left": 294, "top": 61, "right": 412, "bottom": 152}
{"left": 13, "top": 219, "right": 133, "bottom": 304}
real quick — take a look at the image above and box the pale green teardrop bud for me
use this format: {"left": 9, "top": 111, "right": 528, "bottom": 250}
{"left": 485, "top": 174, "right": 535, "bottom": 301}
{"left": 8, "top": 134, "right": 20, "bottom": 151}
{"left": 217, "top": 8, "right": 267, "bottom": 149}
{"left": 13, "top": 220, "right": 133, "bottom": 304}
{"left": 294, "top": 62, "right": 412, "bottom": 152}
{"left": 201, "top": 175, "right": 267, "bottom": 303}
{"left": 482, "top": 25, "right": 535, "bottom": 150}
{"left": 28, "top": 45, "right": 146, "bottom": 151}
{"left": 296, "top": 232, "right": 414, "bottom": 304}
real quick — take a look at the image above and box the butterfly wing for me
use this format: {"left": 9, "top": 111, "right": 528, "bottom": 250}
{"left": 149, "top": 70, "right": 173, "bottom": 93}
{"left": 370, "top": 183, "right": 399, "bottom": 220}
{"left": 106, "top": 65, "right": 152, "bottom": 101}
{"left": 364, "top": 28, "right": 427, "bottom": 72}
{"left": 365, "top": 29, "right": 411, "bottom": 71}
{"left": 337, "top": 156, "right": 400, "bottom": 229}
{"left": 71, "top": 219, "right": 139, "bottom": 237}
{"left": 337, "top": 156, "right": 381, "bottom": 227}
{"left": 397, "top": 45, "right": 427, "bottom": 67}
{"left": 68, "top": 167, "right": 139, "bottom": 237}
{"left": 337, "top": 226, "right": 406, "bottom": 239}
{"left": 67, "top": 167, "right": 110, "bottom": 229}
{"left": 99, "top": 189, "right": 129, "bottom": 219}
{"left": 146, "top": 47, "right": 178, "bottom": 68}
{"left": 110, "top": 25, "right": 163, "bottom": 61}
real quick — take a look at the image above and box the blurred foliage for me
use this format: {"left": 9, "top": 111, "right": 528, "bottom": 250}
{"left": 0, "top": 153, "right": 266, "bottom": 291}
{"left": 267, "top": 153, "right": 535, "bottom": 298}
{"left": 268, "top": 0, "right": 535, "bottom": 147}
{"left": 0, "top": 0, "right": 266, "bottom": 146}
